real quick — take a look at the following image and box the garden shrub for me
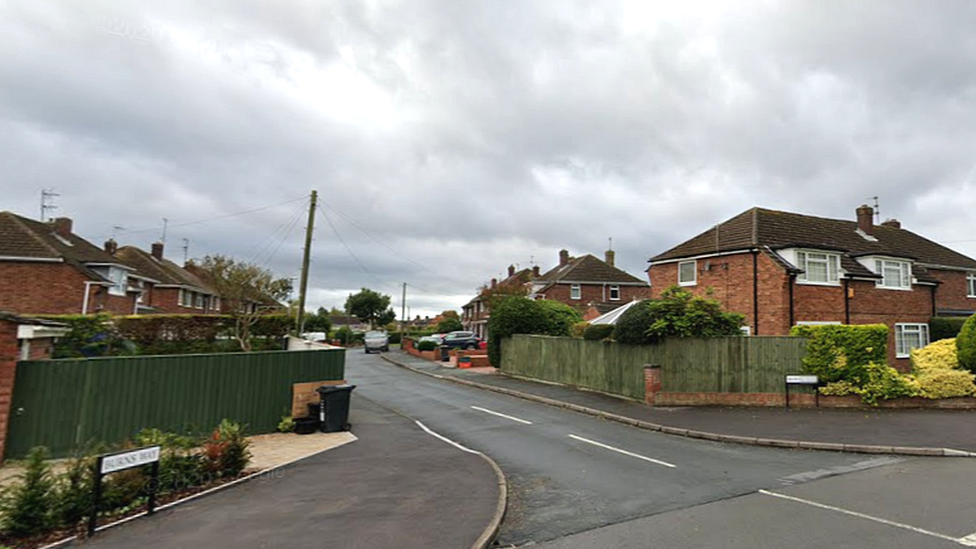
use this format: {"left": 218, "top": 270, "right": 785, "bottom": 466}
{"left": 930, "top": 317, "right": 968, "bottom": 342}
{"left": 911, "top": 338, "right": 959, "bottom": 373}
{"left": 202, "top": 420, "right": 251, "bottom": 479}
{"left": 914, "top": 369, "right": 976, "bottom": 399}
{"left": 0, "top": 447, "right": 56, "bottom": 538}
{"left": 790, "top": 324, "right": 888, "bottom": 385}
{"left": 334, "top": 326, "right": 353, "bottom": 345}
{"left": 583, "top": 324, "right": 615, "bottom": 341}
{"left": 54, "top": 450, "right": 95, "bottom": 528}
{"left": 612, "top": 300, "right": 656, "bottom": 344}
{"left": 818, "top": 380, "right": 858, "bottom": 396}
{"left": 570, "top": 321, "right": 590, "bottom": 339}
{"left": 612, "top": 287, "right": 743, "bottom": 345}
{"left": 486, "top": 297, "right": 549, "bottom": 367}
{"left": 536, "top": 300, "right": 584, "bottom": 337}
{"left": 416, "top": 340, "right": 439, "bottom": 352}
{"left": 957, "top": 314, "right": 976, "bottom": 375}
{"left": 436, "top": 317, "right": 463, "bottom": 333}
{"left": 855, "top": 362, "right": 917, "bottom": 405}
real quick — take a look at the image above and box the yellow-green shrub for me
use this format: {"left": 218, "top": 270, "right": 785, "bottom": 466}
{"left": 911, "top": 338, "right": 959, "bottom": 373}
{"left": 914, "top": 369, "right": 976, "bottom": 399}
{"left": 819, "top": 380, "right": 858, "bottom": 396}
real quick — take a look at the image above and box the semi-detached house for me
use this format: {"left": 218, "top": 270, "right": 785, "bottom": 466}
{"left": 647, "top": 205, "right": 976, "bottom": 368}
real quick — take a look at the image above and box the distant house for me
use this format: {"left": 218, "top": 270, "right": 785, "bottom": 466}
{"left": 111, "top": 242, "right": 220, "bottom": 314}
{"left": 647, "top": 205, "right": 976, "bottom": 367}
{"left": 330, "top": 315, "right": 368, "bottom": 333}
{"left": 462, "top": 264, "right": 536, "bottom": 339}
{"left": 0, "top": 212, "right": 143, "bottom": 315}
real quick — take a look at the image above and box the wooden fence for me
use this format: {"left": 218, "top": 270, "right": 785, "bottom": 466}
{"left": 6, "top": 349, "right": 345, "bottom": 458}
{"left": 501, "top": 335, "right": 807, "bottom": 400}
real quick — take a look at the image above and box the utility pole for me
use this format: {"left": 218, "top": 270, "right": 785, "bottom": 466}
{"left": 296, "top": 190, "right": 318, "bottom": 336}
{"left": 401, "top": 282, "right": 407, "bottom": 335}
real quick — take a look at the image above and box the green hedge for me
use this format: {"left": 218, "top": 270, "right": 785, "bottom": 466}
{"left": 790, "top": 324, "right": 888, "bottom": 384}
{"left": 930, "top": 317, "right": 969, "bottom": 342}
{"left": 958, "top": 315, "right": 976, "bottom": 374}
{"left": 583, "top": 324, "right": 615, "bottom": 341}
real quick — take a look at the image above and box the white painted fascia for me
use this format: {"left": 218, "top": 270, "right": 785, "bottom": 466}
{"left": 17, "top": 325, "right": 71, "bottom": 339}
{"left": 649, "top": 248, "right": 756, "bottom": 267}
{"left": 0, "top": 256, "right": 63, "bottom": 262}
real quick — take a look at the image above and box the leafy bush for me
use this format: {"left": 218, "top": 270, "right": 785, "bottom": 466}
{"left": 334, "top": 326, "right": 353, "bottom": 345}
{"left": 790, "top": 324, "right": 888, "bottom": 385}
{"left": 417, "top": 340, "right": 439, "bottom": 352}
{"left": 0, "top": 447, "right": 56, "bottom": 538}
{"left": 819, "top": 380, "right": 858, "bottom": 396}
{"left": 570, "top": 321, "right": 589, "bottom": 339}
{"left": 958, "top": 315, "right": 976, "bottom": 375}
{"left": 486, "top": 297, "right": 549, "bottom": 367}
{"left": 42, "top": 314, "right": 120, "bottom": 358}
{"left": 930, "top": 317, "right": 968, "bottom": 342}
{"left": 855, "top": 362, "right": 917, "bottom": 405}
{"left": 612, "top": 287, "right": 743, "bottom": 345}
{"left": 536, "top": 300, "right": 584, "bottom": 337}
{"left": 583, "top": 324, "right": 615, "bottom": 341}
{"left": 277, "top": 416, "right": 296, "bottom": 433}
{"left": 911, "top": 338, "right": 959, "bottom": 373}
{"left": 202, "top": 420, "right": 251, "bottom": 479}
{"left": 54, "top": 450, "right": 95, "bottom": 528}
{"left": 914, "top": 369, "right": 976, "bottom": 399}
{"left": 436, "top": 317, "right": 463, "bottom": 333}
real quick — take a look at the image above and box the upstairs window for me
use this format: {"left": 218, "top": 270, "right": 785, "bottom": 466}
{"left": 968, "top": 273, "right": 976, "bottom": 298}
{"left": 875, "top": 259, "right": 911, "bottom": 290}
{"left": 609, "top": 285, "right": 620, "bottom": 300}
{"left": 796, "top": 251, "right": 839, "bottom": 285}
{"left": 678, "top": 261, "right": 697, "bottom": 286}
{"left": 107, "top": 267, "right": 128, "bottom": 296}
{"left": 570, "top": 284, "right": 581, "bottom": 300}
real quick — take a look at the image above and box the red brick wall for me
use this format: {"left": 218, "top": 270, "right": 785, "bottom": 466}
{"left": 929, "top": 269, "right": 976, "bottom": 312}
{"left": 0, "top": 320, "right": 18, "bottom": 463}
{"left": 151, "top": 287, "right": 198, "bottom": 314}
{"left": 0, "top": 262, "right": 136, "bottom": 315}
{"left": 541, "top": 283, "right": 650, "bottom": 306}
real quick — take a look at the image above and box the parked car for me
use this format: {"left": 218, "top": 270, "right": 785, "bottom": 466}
{"left": 418, "top": 333, "right": 445, "bottom": 345}
{"left": 364, "top": 331, "right": 389, "bottom": 353}
{"left": 441, "top": 331, "right": 483, "bottom": 350}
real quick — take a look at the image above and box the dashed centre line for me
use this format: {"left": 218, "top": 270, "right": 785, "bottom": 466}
{"left": 568, "top": 434, "right": 677, "bottom": 468}
{"left": 758, "top": 490, "right": 976, "bottom": 546}
{"left": 470, "top": 406, "right": 533, "bottom": 425}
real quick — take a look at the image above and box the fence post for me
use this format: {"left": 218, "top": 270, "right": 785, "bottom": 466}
{"left": 644, "top": 364, "right": 662, "bottom": 405}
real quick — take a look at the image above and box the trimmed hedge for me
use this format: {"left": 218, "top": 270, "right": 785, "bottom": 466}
{"left": 790, "top": 324, "right": 888, "bottom": 385}
{"left": 486, "top": 297, "right": 578, "bottom": 367}
{"left": 536, "top": 300, "right": 584, "bottom": 337}
{"left": 612, "top": 300, "right": 655, "bottom": 344}
{"left": 930, "top": 317, "right": 968, "bottom": 342}
{"left": 583, "top": 324, "right": 615, "bottom": 341}
{"left": 958, "top": 315, "right": 976, "bottom": 375}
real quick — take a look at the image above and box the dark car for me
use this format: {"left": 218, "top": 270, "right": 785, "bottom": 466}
{"left": 440, "top": 331, "right": 483, "bottom": 350}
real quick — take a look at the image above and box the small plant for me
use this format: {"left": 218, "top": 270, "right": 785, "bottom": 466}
{"left": 0, "top": 447, "right": 57, "bottom": 538}
{"left": 416, "top": 340, "right": 439, "bottom": 352}
{"left": 570, "top": 321, "right": 589, "bottom": 339}
{"left": 204, "top": 420, "right": 251, "bottom": 478}
{"left": 277, "top": 415, "right": 296, "bottom": 433}
{"left": 54, "top": 449, "right": 95, "bottom": 528}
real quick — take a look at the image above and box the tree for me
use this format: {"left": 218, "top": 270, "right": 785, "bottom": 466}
{"left": 486, "top": 297, "right": 549, "bottom": 367}
{"left": 478, "top": 281, "right": 530, "bottom": 311}
{"left": 193, "top": 255, "right": 292, "bottom": 351}
{"left": 536, "top": 300, "right": 583, "bottom": 336}
{"left": 345, "top": 288, "right": 396, "bottom": 329}
{"left": 437, "top": 317, "right": 463, "bottom": 333}
{"left": 441, "top": 310, "right": 460, "bottom": 320}
{"left": 303, "top": 309, "right": 332, "bottom": 333}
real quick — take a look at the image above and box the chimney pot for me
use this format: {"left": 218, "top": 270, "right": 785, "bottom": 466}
{"left": 856, "top": 204, "right": 874, "bottom": 235}
{"left": 151, "top": 242, "right": 164, "bottom": 260}
{"left": 508, "top": 264, "right": 515, "bottom": 277}
{"left": 104, "top": 239, "right": 118, "bottom": 255}
{"left": 559, "top": 249, "right": 570, "bottom": 266}
{"left": 51, "top": 217, "right": 73, "bottom": 238}
{"left": 532, "top": 265, "right": 540, "bottom": 277}
{"left": 605, "top": 249, "right": 616, "bottom": 267}
{"left": 880, "top": 218, "right": 901, "bottom": 229}
{"left": 491, "top": 278, "right": 497, "bottom": 289}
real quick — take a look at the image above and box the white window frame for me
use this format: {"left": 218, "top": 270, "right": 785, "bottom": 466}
{"left": 107, "top": 267, "right": 127, "bottom": 297}
{"left": 895, "top": 323, "right": 929, "bottom": 358}
{"left": 195, "top": 293, "right": 205, "bottom": 309}
{"left": 875, "top": 259, "right": 912, "bottom": 290}
{"left": 796, "top": 250, "right": 840, "bottom": 286}
{"left": 570, "top": 284, "right": 581, "bottom": 300}
{"left": 678, "top": 260, "right": 697, "bottom": 286}
{"left": 968, "top": 273, "right": 976, "bottom": 298}
{"left": 609, "top": 285, "right": 620, "bottom": 301}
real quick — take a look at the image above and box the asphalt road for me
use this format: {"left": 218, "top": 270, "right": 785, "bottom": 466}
{"left": 346, "top": 352, "right": 976, "bottom": 548}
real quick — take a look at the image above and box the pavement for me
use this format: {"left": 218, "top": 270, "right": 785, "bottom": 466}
{"left": 383, "top": 350, "right": 976, "bottom": 455}
{"left": 78, "top": 395, "right": 503, "bottom": 549}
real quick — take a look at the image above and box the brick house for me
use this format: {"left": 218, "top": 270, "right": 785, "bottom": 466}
{"left": 462, "top": 250, "right": 651, "bottom": 336}
{"left": 532, "top": 250, "right": 651, "bottom": 318}
{"left": 0, "top": 212, "right": 144, "bottom": 315}
{"left": 112, "top": 242, "right": 220, "bottom": 314}
{"left": 647, "top": 205, "right": 976, "bottom": 368}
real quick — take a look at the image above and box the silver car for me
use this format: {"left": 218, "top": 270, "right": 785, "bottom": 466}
{"left": 363, "top": 331, "right": 389, "bottom": 353}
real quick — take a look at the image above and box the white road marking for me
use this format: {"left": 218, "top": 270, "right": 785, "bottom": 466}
{"left": 471, "top": 405, "right": 533, "bottom": 425}
{"left": 759, "top": 490, "right": 976, "bottom": 546}
{"left": 568, "top": 434, "right": 676, "bottom": 468}
{"left": 415, "top": 420, "right": 480, "bottom": 455}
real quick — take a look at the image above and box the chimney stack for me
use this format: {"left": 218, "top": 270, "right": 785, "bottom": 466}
{"left": 490, "top": 278, "right": 497, "bottom": 289}
{"left": 104, "top": 239, "right": 118, "bottom": 255}
{"left": 856, "top": 204, "right": 874, "bottom": 235}
{"left": 559, "top": 249, "right": 570, "bottom": 267}
{"left": 151, "top": 242, "right": 164, "bottom": 260}
{"left": 880, "top": 218, "right": 901, "bottom": 229}
{"left": 51, "top": 217, "right": 73, "bottom": 238}
{"left": 532, "top": 265, "right": 540, "bottom": 277}
{"left": 605, "top": 249, "right": 615, "bottom": 267}
{"left": 508, "top": 265, "right": 515, "bottom": 278}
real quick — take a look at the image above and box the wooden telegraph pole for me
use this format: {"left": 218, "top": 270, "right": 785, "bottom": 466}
{"left": 296, "top": 190, "right": 317, "bottom": 336}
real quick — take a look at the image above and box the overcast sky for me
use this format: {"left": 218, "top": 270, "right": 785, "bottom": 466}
{"left": 3, "top": 1, "right": 976, "bottom": 318}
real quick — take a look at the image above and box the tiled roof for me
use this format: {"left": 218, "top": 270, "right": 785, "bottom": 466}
{"left": 114, "top": 246, "right": 214, "bottom": 293}
{"left": 536, "top": 254, "right": 648, "bottom": 285}
{"left": 0, "top": 211, "right": 122, "bottom": 281}
{"left": 0, "top": 310, "right": 67, "bottom": 326}
{"left": 652, "top": 207, "right": 976, "bottom": 272}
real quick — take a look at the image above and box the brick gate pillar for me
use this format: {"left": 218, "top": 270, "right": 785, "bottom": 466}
{"left": 0, "top": 319, "right": 19, "bottom": 464}
{"left": 644, "top": 364, "right": 662, "bottom": 405}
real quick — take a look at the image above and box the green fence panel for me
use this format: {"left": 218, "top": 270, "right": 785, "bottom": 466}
{"left": 500, "top": 335, "right": 806, "bottom": 400}
{"left": 6, "top": 349, "right": 345, "bottom": 459}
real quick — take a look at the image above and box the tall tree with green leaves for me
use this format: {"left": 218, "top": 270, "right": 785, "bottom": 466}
{"left": 193, "top": 255, "right": 292, "bottom": 351}
{"left": 345, "top": 288, "right": 396, "bottom": 329}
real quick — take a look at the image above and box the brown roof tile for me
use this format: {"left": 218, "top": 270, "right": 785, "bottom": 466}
{"left": 114, "top": 246, "right": 215, "bottom": 293}
{"left": 536, "top": 254, "right": 648, "bottom": 285}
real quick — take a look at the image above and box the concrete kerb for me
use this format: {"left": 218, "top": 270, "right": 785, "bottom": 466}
{"left": 379, "top": 354, "right": 976, "bottom": 459}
